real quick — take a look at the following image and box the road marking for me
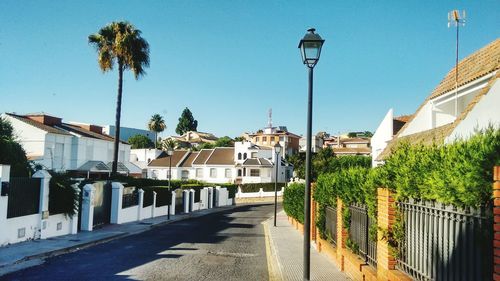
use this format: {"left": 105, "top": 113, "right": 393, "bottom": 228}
{"left": 262, "top": 220, "right": 283, "bottom": 281}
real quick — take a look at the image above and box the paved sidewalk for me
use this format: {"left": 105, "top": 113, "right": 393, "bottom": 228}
{"left": 266, "top": 211, "right": 349, "bottom": 281}
{"left": 0, "top": 205, "right": 236, "bottom": 277}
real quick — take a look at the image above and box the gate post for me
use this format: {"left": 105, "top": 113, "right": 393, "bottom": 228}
{"left": 137, "top": 189, "right": 144, "bottom": 221}
{"left": 110, "top": 182, "right": 123, "bottom": 224}
{"left": 189, "top": 189, "right": 195, "bottom": 212}
{"left": 0, "top": 165, "right": 11, "bottom": 233}
{"left": 183, "top": 190, "right": 189, "bottom": 213}
{"left": 33, "top": 170, "right": 51, "bottom": 239}
{"left": 151, "top": 191, "right": 157, "bottom": 218}
{"left": 208, "top": 187, "right": 213, "bottom": 208}
{"left": 170, "top": 191, "right": 176, "bottom": 216}
{"left": 81, "top": 184, "right": 95, "bottom": 231}
{"left": 493, "top": 166, "right": 500, "bottom": 281}
{"left": 377, "top": 188, "right": 398, "bottom": 279}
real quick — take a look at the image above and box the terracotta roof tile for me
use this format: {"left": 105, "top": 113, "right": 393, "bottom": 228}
{"left": 6, "top": 113, "right": 71, "bottom": 135}
{"left": 430, "top": 38, "right": 500, "bottom": 100}
{"left": 205, "top": 147, "right": 234, "bottom": 165}
{"left": 192, "top": 149, "right": 213, "bottom": 165}
{"left": 148, "top": 150, "right": 189, "bottom": 167}
{"left": 332, "top": 147, "right": 371, "bottom": 155}
{"left": 179, "top": 152, "right": 199, "bottom": 168}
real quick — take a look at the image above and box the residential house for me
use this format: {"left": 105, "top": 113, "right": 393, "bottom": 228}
{"left": 146, "top": 141, "right": 293, "bottom": 184}
{"left": 332, "top": 137, "right": 371, "bottom": 156}
{"left": 168, "top": 131, "right": 218, "bottom": 148}
{"left": 371, "top": 109, "right": 410, "bottom": 166}
{"left": 2, "top": 113, "right": 140, "bottom": 177}
{"left": 130, "top": 148, "right": 163, "bottom": 177}
{"left": 378, "top": 38, "right": 500, "bottom": 161}
{"left": 247, "top": 126, "right": 300, "bottom": 156}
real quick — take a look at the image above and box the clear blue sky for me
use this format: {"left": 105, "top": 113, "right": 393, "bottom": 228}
{"left": 1, "top": 1, "right": 499, "bottom": 138}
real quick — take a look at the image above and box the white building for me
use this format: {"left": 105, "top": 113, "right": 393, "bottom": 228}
{"left": 147, "top": 141, "right": 293, "bottom": 184}
{"left": 378, "top": 38, "right": 500, "bottom": 161}
{"left": 103, "top": 125, "right": 156, "bottom": 143}
{"left": 2, "top": 113, "right": 140, "bottom": 176}
{"left": 371, "top": 109, "right": 410, "bottom": 167}
{"left": 299, "top": 135, "right": 324, "bottom": 153}
{"left": 130, "top": 148, "right": 163, "bottom": 177}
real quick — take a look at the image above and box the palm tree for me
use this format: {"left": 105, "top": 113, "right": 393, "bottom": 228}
{"left": 162, "top": 138, "right": 177, "bottom": 151}
{"left": 148, "top": 114, "right": 166, "bottom": 148}
{"left": 89, "top": 21, "right": 150, "bottom": 175}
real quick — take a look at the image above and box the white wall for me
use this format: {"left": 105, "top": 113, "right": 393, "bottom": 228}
{"left": 371, "top": 109, "right": 394, "bottom": 167}
{"left": 2, "top": 114, "right": 47, "bottom": 159}
{"left": 447, "top": 79, "right": 500, "bottom": 142}
{"left": 399, "top": 101, "right": 433, "bottom": 137}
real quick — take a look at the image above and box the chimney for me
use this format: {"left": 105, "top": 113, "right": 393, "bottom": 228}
{"left": 26, "top": 114, "right": 62, "bottom": 126}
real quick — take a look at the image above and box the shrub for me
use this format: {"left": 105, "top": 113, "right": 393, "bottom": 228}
{"left": 49, "top": 173, "right": 79, "bottom": 217}
{"left": 283, "top": 182, "right": 305, "bottom": 223}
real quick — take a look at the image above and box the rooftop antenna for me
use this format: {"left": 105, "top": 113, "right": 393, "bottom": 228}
{"left": 268, "top": 108, "right": 273, "bottom": 128}
{"left": 448, "top": 9, "right": 466, "bottom": 118}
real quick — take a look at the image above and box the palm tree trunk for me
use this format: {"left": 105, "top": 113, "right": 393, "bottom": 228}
{"left": 155, "top": 131, "right": 157, "bottom": 149}
{"left": 112, "top": 62, "right": 124, "bottom": 176}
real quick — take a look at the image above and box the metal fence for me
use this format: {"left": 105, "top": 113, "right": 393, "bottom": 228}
{"left": 122, "top": 187, "right": 138, "bottom": 209}
{"left": 397, "top": 199, "right": 493, "bottom": 281}
{"left": 325, "top": 206, "right": 337, "bottom": 246}
{"left": 7, "top": 177, "right": 41, "bottom": 218}
{"left": 348, "top": 203, "right": 377, "bottom": 268}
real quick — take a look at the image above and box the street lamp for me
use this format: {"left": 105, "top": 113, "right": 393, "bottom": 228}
{"left": 273, "top": 142, "right": 282, "bottom": 227}
{"left": 298, "top": 27, "right": 324, "bottom": 281}
{"left": 167, "top": 147, "right": 174, "bottom": 220}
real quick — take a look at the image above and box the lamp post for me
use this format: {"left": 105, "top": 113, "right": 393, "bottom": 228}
{"left": 298, "top": 27, "right": 324, "bottom": 281}
{"left": 167, "top": 147, "right": 174, "bottom": 220}
{"left": 273, "top": 143, "right": 282, "bottom": 227}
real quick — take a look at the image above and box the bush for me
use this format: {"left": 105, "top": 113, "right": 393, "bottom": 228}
{"left": 49, "top": 173, "right": 79, "bottom": 217}
{"left": 111, "top": 175, "right": 197, "bottom": 190}
{"left": 283, "top": 183, "right": 305, "bottom": 223}
{"left": 240, "top": 182, "right": 286, "bottom": 193}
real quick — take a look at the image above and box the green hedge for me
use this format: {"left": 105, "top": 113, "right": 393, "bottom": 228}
{"left": 240, "top": 182, "right": 286, "bottom": 193}
{"left": 283, "top": 183, "right": 305, "bottom": 223}
{"left": 141, "top": 186, "right": 172, "bottom": 207}
{"left": 111, "top": 175, "right": 199, "bottom": 190}
{"left": 49, "top": 173, "right": 79, "bottom": 217}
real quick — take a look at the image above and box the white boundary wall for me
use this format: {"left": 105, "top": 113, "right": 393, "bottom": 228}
{"left": 0, "top": 166, "right": 77, "bottom": 246}
{"left": 235, "top": 186, "right": 284, "bottom": 199}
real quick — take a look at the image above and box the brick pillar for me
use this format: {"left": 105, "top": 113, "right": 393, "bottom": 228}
{"left": 493, "top": 167, "right": 500, "bottom": 281}
{"left": 377, "top": 188, "right": 397, "bottom": 279}
{"left": 336, "top": 198, "right": 347, "bottom": 270}
{"left": 311, "top": 183, "right": 317, "bottom": 242}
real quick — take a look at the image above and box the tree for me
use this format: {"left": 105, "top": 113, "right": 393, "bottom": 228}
{"left": 0, "top": 117, "right": 31, "bottom": 176}
{"left": 89, "top": 21, "right": 150, "bottom": 175}
{"left": 148, "top": 114, "right": 166, "bottom": 148}
{"left": 128, "top": 134, "right": 154, "bottom": 149}
{"left": 234, "top": 136, "right": 246, "bottom": 142}
{"left": 176, "top": 108, "right": 198, "bottom": 135}
{"left": 214, "top": 136, "right": 234, "bottom": 147}
{"left": 162, "top": 138, "right": 177, "bottom": 151}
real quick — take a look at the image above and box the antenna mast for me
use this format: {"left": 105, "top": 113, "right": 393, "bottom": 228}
{"left": 268, "top": 108, "right": 273, "bottom": 128}
{"left": 448, "top": 9, "right": 466, "bottom": 117}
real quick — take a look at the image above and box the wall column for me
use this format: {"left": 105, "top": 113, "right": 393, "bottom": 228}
{"left": 33, "top": 170, "right": 51, "bottom": 239}
{"left": 110, "top": 182, "right": 124, "bottom": 224}
{"left": 336, "top": 198, "right": 347, "bottom": 270}
{"left": 81, "top": 184, "right": 95, "bottom": 231}
{"left": 377, "top": 188, "right": 397, "bottom": 279}
{"left": 0, "top": 165, "right": 11, "bottom": 236}
{"left": 137, "top": 189, "right": 144, "bottom": 221}
{"left": 493, "top": 167, "right": 500, "bottom": 281}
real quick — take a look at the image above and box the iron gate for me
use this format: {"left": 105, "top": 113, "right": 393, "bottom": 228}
{"left": 7, "top": 177, "right": 41, "bottom": 218}
{"left": 92, "top": 181, "right": 112, "bottom": 227}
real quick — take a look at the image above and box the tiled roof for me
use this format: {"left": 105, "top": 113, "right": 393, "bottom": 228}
{"left": 340, "top": 137, "right": 370, "bottom": 144}
{"left": 382, "top": 39, "right": 500, "bottom": 160}
{"left": 60, "top": 123, "right": 127, "bottom": 144}
{"left": 332, "top": 147, "right": 371, "bottom": 155}
{"left": 429, "top": 38, "right": 500, "bottom": 100}
{"left": 394, "top": 115, "right": 412, "bottom": 123}
{"left": 6, "top": 113, "right": 71, "bottom": 135}
{"left": 205, "top": 147, "right": 234, "bottom": 165}
{"left": 192, "top": 149, "right": 213, "bottom": 165}
{"left": 179, "top": 152, "right": 199, "bottom": 167}
{"left": 148, "top": 150, "right": 189, "bottom": 167}
{"left": 241, "top": 158, "right": 273, "bottom": 167}
{"left": 377, "top": 123, "right": 455, "bottom": 161}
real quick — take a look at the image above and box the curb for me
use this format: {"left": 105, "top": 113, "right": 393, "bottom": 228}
{"left": 0, "top": 204, "right": 239, "bottom": 277}
{"left": 262, "top": 218, "right": 284, "bottom": 281}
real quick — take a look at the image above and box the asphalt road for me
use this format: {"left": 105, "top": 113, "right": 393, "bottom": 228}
{"left": 2, "top": 203, "right": 277, "bottom": 281}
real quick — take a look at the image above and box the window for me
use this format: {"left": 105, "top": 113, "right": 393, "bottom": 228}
{"left": 181, "top": 170, "right": 189, "bottom": 180}
{"left": 152, "top": 170, "right": 158, "bottom": 179}
{"left": 225, "top": 169, "right": 232, "bottom": 178}
{"left": 279, "top": 137, "right": 284, "bottom": 142}
{"left": 238, "top": 153, "right": 242, "bottom": 160}
{"left": 256, "top": 137, "right": 260, "bottom": 142}
{"left": 250, "top": 169, "right": 260, "bottom": 177}
{"left": 210, "top": 168, "right": 217, "bottom": 178}
{"left": 243, "top": 153, "right": 247, "bottom": 159}
{"left": 263, "top": 136, "right": 267, "bottom": 143}
{"left": 237, "top": 169, "right": 242, "bottom": 177}
{"left": 196, "top": 168, "right": 203, "bottom": 178}
{"left": 251, "top": 152, "right": 257, "bottom": 158}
